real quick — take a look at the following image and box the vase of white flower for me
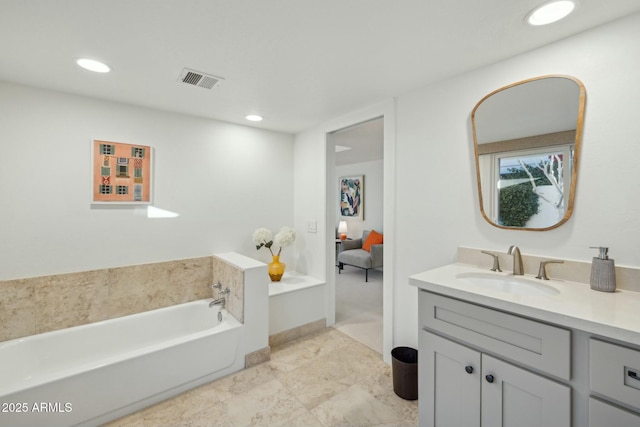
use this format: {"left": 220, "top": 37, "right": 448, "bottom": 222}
{"left": 253, "top": 226, "right": 296, "bottom": 282}
{"left": 268, "top": 255, "right": 285, "bottom": 282}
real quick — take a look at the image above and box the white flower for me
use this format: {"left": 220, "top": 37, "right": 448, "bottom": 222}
{"left": 274, "top": 227, "right": 296, "bottom": 248}
{"left": 254, "top": 226, "right": 296, "bottom": 256}
{"left": 253, "top": 228, "right": 273, "bottom": 246}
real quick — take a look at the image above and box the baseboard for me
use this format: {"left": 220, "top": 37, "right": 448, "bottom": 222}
{"left": 268, "top": 318, "right": 326, "bottom": 347}
{"left": 245, "top": 346, "right": 271, "bottom": 368}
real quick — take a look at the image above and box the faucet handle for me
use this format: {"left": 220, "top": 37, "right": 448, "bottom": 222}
{"left": 219, "top": 287, "right": 230, "bottom": 295}
{"left": 536, "top": 260, "right": 564, "bottom": 280}
{"left": 210, "top": 282, "right": 223, "bottom": 298}
{"left": 481, "top": 251, "right": 502, "bottom": 272}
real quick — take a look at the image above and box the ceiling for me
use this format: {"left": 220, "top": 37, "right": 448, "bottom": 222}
{"left": 331, "top": 117, "right": 384, "bottom": 166}
{"left": 1, "top": 1, "right": 639, "bottom": 134}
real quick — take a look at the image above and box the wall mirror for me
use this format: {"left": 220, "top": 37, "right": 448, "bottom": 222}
{"left": 471, "top": 75, "right": 586, "bottom": 231}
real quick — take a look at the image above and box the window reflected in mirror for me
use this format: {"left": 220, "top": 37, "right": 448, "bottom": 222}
{"left": 472, "top": 76, "right": 586, "bottom": 231}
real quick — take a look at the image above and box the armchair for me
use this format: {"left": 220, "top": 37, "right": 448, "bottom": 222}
{"left": 337, "top": 229, "right": 383, "bottom": 282}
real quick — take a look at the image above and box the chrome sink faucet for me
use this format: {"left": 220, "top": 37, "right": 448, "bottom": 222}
{"left": 507, "top": 245, "right": 524, "bottom": 275}
{"left": 481, "top": 251, "right": 502, "bottom": 272}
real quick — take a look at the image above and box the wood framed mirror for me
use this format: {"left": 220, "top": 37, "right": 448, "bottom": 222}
{"left": 471, "top": 75, "right": 586, "bottom": 231}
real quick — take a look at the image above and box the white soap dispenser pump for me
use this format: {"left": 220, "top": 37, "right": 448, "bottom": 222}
{"left": 589, "top": 246, "right": 616, "bottom": 292}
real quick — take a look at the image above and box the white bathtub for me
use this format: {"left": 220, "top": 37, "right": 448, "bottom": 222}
{"left": 0, "top": 299, "right": 243, "bottom": 427}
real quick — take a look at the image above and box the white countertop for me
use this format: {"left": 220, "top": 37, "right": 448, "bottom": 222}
{"left": 410, "top": 263, "right": 640, "bottom": 346}
{"left": 268, "top": 271, "right": 325, "bottom": 297}
{"left": 214, "top": 252, "right": 266, "bottom": 270}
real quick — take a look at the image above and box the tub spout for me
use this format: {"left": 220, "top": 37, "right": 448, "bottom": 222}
{"left": 208, "top": 287, "right": 230, "bottom": 309}
{"left": 209, "top": 297, "right": 226, "bottom": 309}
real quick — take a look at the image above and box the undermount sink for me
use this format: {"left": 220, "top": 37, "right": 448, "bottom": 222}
{"left": 454, "top": 272, "right": 560, "bottom": 296}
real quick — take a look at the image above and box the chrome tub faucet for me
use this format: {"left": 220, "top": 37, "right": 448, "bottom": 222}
{"left": 209, "top": 283, "right": 230, "bottom": 309}
{"left": 209, "top": 296, "right": 227, "bottom": 309}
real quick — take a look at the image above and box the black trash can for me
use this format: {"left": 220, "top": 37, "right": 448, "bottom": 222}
{"left": 391, "top": 346, "right": 418, "bottom": 400}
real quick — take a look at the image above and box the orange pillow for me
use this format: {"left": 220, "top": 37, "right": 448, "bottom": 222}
{"left": 362, "top": 230, "right": 383, "bottom": 252}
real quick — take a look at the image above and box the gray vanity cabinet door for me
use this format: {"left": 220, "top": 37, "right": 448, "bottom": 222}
{"left": 481, "top": 354, "right": 571, "bottom": 427}
{"left": 420, "top": 331, "right": 481, "bottom": 427}
{"left": 589, "top": 398, "right": 640, "bottom": 426}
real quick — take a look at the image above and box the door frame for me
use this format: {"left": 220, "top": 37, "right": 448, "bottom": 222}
{"left": 324, "top": 99, "right": 396, "bottom": 363}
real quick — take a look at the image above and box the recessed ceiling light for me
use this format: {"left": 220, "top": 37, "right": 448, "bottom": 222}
{"left": 527, "top": 1, "right": 575, "bottom": 26}
{"left": 76, "top": 58, "right": 110, "bottom": 73}
{"left": 246, "top": 115, "right": 263, "bottom": 122}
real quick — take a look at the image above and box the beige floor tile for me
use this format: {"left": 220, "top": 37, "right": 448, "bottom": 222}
{"left": 310, "top": 384, "right": 405, "bottom": 427}
{"left": 275, "top": 345, "right": 356, "bottom": 409}
{"left": 277, "top": 410, "right": 325, "bottom": 427}
{"left": 181, "top": 401, "right": 233, "bottom": 427}
{"left": 273, "top": 328, "right": 415, "bottom": 422}
{"left": 224, "top": 379, "right": 307, "bottom": 427}
{"left": 172, "top": 381, "right": 233, "bottom": 411}
{"left": 138, "top": 398, "right": 192, "bottom": 426}
{"left": 269, "top": 328, "right": 352, "bottom": 372}
{"left": 207, "top": 362, "right": 277, "bottom": 399}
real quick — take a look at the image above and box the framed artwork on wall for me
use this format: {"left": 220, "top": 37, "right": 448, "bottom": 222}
{"left": 92, "top": 139, "right": 152, "bottom": 204}
{"left": 339, "top": 175, "right": 364, "bottom": 221}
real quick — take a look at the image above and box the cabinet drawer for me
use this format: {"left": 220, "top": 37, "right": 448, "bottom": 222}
{"left": 589, "top": 398, "right": 640, "bottom": 427}
{"left": 420, "top": 291, "right": 570, "bottom": 380}
{"left": 590, "top": 338, "right": 640, "bottom": 411}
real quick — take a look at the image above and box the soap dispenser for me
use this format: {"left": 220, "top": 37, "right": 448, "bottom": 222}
{"left": 589, "top": 247, "right": 616, "bottom": 292}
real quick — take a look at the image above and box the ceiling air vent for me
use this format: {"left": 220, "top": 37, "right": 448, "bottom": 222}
{"left": 178, "top": 68, "right": 224, "bottom": 90}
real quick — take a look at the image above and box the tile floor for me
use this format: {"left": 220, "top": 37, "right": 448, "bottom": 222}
{"left": 104, "top": 328, "right": 418, "bottom": 427}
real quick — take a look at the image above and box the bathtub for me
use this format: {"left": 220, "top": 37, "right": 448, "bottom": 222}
{"left": 0, "top": 299, "right": 243, "bottom": 427}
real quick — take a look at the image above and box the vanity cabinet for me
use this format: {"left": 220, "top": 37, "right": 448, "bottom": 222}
{"left": 419, "top": 290, "right": 571, "bottom": 427}
{"left": 412, "top": 262, "right": 640, "bottom": 427}
{"left": 420, "top": 331, "right": 570, "bottom": 427}
{"left": 588, "top": 339, "right": 640, "bottom": 426}
{"left": 588, "top": 397, "right": 640, "bottom": 426}
{"left": 419, "top": 331, "right": 480, "bottom": 427}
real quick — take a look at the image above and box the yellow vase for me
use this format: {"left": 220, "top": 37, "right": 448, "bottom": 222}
{"left": 268, "top": 255, "right": 286, "bottom": 282}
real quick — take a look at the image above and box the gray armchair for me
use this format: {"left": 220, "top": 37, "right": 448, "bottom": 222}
{"left": 337, "top": 229, "right": 383, "bottom": 282}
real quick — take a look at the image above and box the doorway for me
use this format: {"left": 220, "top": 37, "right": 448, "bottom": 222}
{"left": 327, "top": 117, "right": 384, "bottom": 353}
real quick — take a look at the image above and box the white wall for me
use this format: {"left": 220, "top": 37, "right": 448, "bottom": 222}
{"left": 292, "top": 124, "right": 328, "bottom": 278}
{"left": 293, "top": 12, "right": 640, "bottom": 354}
{"left": 0, "top": 83, "right": 294, "bottom": 280}
{"left": 335, "top": 160, "right": 384, "bottom": 239}
{"left": 393, "top": 13, "right": 640, "bottom": 348}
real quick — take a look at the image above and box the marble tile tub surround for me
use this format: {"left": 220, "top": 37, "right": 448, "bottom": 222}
{"left": 458, "top": 246, "right": 640, "bottom": 292}
{"left": 0, "top": 256, "right": 244, "bottom": 343}
{"left": 212, "top": 255, "right": 245, "bottom": 324}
